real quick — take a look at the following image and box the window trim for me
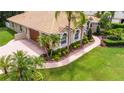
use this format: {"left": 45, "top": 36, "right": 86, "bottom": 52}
{"left": 74, "top": 29, "right": 80, "bottom": 40}
{"left": 61, "top": 33, "right": 67, "bottom": 45}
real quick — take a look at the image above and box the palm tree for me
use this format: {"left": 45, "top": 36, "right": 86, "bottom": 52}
{"left": 73, "top": 12, "right": 86, "bottom": 47}
{"left": 29, "top": 56, "right": 44, "bottom": 80}
{"left": 0, "top": 55, "right": 12, "bottom": 75}
{"left": 11, "top": 51, "right": 45, "bottom": 81}
{"left": 31, "top": 56, "right": 44, "bottom": 69}
{"left": 38, "top": 34, "right": 51, "bottom": 59}
{"left": 55, "top": 11, "right": 78, "bottom": 50}
{"left": 100, "top": 12, "right": 112, "bottom": 30}
{"left": 11, "top": 50, "right": 29, "bottom": 80}
{"left": 49, "top": 34, "right": 60, "bottom": 58}
{"left": 38, "top": 34, "right": 60, "bottom": 59}
{"left": 109, "top": 11, "right": 115, "bottom": 23}
{"left": 95, "top": 11, "right": 105, "bottom": 18}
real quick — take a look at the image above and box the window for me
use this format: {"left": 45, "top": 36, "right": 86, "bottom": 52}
{"left": 61, "top": 33, "right": 67, "bottom": 45}
{"left": 75, "top": 30, "right": 80, "bottom": 40}
{"left": 20, "top": 26, "right": 23, "bottom": 32}
{"left": 12, "top": 22, "right": 14, "bottom": 28}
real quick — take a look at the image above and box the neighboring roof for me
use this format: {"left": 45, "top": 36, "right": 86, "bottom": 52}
{"left": 87, "top": 16, "right": 100, "bottom": 22}
{"left": 84, "top": 11, "right": 97, "bottom": 16}
{"left": 113, "top": 11, "right": 124, "bottom": 19}
{"left": 8, "top": 11, "right": 74, "bottom": 34}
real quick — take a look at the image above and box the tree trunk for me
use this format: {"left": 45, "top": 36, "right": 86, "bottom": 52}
{"left": 18, "top": 71, "right": 24, "bottom": 81}
{"left": 44, "top": 47, "right": 50, "bottom": 60}
{"left": 4, "top": 67, "right": 8, "bottom": 75}
{"left": 110, "top": 16, "right": 113, "bottom": 23}
{"left": 80, "top": 26, "right": 83, "bottom": 47}
{"left": 50, "top": 49, "right": 53, "bottom": 59}
{"left": 67, "top": 22, "right": 71, "bottom": 50}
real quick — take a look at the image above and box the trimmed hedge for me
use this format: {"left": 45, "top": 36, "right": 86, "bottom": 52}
{"left": 52, "top": 47, "right": 69, "bottom": 61}
{"left": 103, "top": 39, "right": 124, "bottom": 46}
{"left": 111, "top": 23, "right": 124, "bottom": 29}
{"left": 107, "top": 35, "right": 121, "bottom": 40}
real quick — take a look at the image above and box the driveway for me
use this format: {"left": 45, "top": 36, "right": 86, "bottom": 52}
{"left": 0, "top": 39, "right": 45, "bottom": 57}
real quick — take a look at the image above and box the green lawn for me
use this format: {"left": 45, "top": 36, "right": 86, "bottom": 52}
{"left": 1, "top": 47, "right": 124, "bottom": 81}
{"left": 42, "top": 47, "right": 124, "bottom": 81}
{"left": 0, "top": 27, "right": 15, "bottom": 46}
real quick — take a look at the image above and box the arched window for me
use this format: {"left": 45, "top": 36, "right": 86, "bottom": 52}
{"left": 75, "top": 30, "right": 80, "bottom": 40}
{"left": 61, "top": 33, "right": 67, "bottom": 45}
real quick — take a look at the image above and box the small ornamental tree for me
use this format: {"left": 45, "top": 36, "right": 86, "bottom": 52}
{"left": 87, "top": 28, "right": 92, "bottom": 40}
{"left": 96, "top": 25, "right": 100, "bottom": 35}
{"left": 38, "top": 34, "right": 60, "bottom": 59}
{"left": 100, "top": 12, "right": 111, "bottom": 30}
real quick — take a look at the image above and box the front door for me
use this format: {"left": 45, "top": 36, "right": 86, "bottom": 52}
{"left": 30, "top": 29, "right": 39, "bottom": 42}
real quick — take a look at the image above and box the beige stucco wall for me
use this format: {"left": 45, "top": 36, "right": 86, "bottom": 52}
{"left": 26, "top": 29, "right": 30, "bottom": 39}
{"left": 15, "top": 32, "right": 27, "bottom": 40}
{"left": 8, "top": 21, "right": 27, "bottom": 33}
{"left": 54, "top": 27, "right": 85, "bottom": 50}
{"left": 8, "top": 21, "right": 30, "bottom": 40}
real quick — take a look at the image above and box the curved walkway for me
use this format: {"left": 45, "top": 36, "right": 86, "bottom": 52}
{"left": 0, "top": 36, "right": 100, "bottom": 74}
{"left": 42, "top": 36, "right": 101, "bottom": 69}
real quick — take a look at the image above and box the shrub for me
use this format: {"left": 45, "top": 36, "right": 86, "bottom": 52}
{"left": 103, "top": 28, "right": 123, "bottom": 37}
{"left": 103, "top": 39, "right": 124, "bottom": 46}
{"left": 52, "top": 54, "right": 61, "bottom": 61}
{"left": 0, "top": 20, "right": 5, "bottom": 27}
{"left": 99, "top": 12, "right": 111, "bottom": 29}
{"left": 96, "top": 25, "right": 101, "bottom": 35}
{"left": 70, "top": 41, "right": 80, "bottom": 49}
{"left": 87, "top": 28, "right": 93, "bottom": 40}
{"left": 61, "top": 48, "right": 69, "bottom": 55}
{"left": 111, "top": 23, "right": 124, "bottom": 29}
{"left": 52, "top": 47, "right": 69, "bottom": 61}
{"left": 53, "top": 49, "right": 62, "bottom": 57}
{"left": 107, "top": 35, "right": 121, "bottom": 40}
{"left": 82, "top": 35, "right": 89, "bottom": 44}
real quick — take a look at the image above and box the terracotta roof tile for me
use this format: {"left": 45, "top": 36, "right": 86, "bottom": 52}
{"left": 8, "top": 11, "right": 74, "bottom": 34}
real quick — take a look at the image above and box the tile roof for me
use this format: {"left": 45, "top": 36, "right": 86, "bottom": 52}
{"left": 8, "top": 11, "right": 74, "bottom": 34}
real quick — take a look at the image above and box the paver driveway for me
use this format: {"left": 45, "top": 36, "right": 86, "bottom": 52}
{"left": 0, "top": 39, "right": 45, "bottom": 57}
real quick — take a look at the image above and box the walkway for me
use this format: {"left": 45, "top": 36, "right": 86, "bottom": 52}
{"left": 0, "top": 39, "right": 45, "bottom": 57}
{"left": 0, "top": 36, "right": 100, "bottom": 74}
{"left": 42, "top": 36, "right": 101, "bottom": 69}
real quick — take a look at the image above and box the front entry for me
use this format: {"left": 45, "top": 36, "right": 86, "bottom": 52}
{"left": 30, "top": 29, "right": 39, "bottom": 42}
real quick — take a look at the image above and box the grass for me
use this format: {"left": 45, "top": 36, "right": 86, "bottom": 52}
{"left": 0, "top": 27, "right": 15, "bottom": 46}
{"left": 1, "top": 47, "right": 124, "bottom": 80}
{"left": 42, "top": 47, "right": 124, "bottom": 81}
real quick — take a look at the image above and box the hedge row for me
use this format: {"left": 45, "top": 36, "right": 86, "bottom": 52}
{"left": 111, "top": 23, "right": 124, "bottom": 29}
{"left": 103, "top": 39, "right": 124, "bottom": 46}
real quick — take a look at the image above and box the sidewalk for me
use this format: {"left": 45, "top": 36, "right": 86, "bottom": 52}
{"left": 0, "top": 36, "right": 101, "bottom": 74}
{"left": 42, "top": 36, "right": 101, "bottom": 69}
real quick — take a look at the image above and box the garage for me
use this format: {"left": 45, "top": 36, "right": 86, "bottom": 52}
{"left": 30, "top": 29, "right": 39, "bottom": 42}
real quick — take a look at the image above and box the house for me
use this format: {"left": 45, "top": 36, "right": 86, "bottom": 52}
{"left": 7, "top": 11, "right": 99, "bottom": 49}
